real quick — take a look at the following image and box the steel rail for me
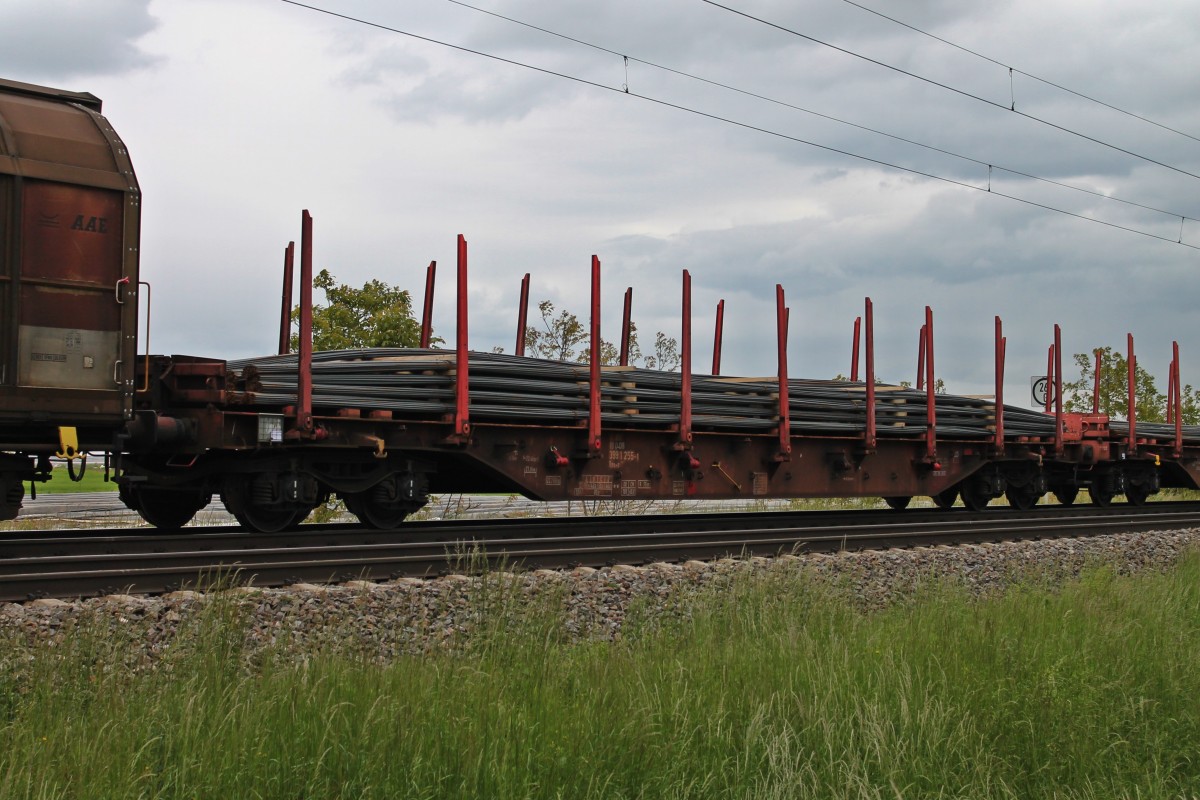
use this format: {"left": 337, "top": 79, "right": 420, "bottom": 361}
{"left": 3, "top": 503, "right": 1197, "bottom": 602}
{"left": 8, "top": 500, "right": 1199, "bottom": 547}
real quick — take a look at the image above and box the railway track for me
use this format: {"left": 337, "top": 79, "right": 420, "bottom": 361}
{"left": 3, "top": 502, "right": 1197, "bottom": 602}
{"left": 10, "top": 491, "right": 827, "bottom": 525}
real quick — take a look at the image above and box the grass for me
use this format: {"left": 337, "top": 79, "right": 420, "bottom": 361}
{"left": 3, "top": 555, "right": 1200, "bottom": 798}
{"left": 34, "top": 465, "right": 116, "bottom": 494}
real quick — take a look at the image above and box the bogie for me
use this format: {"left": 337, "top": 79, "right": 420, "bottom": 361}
{"left": 121, "top": 485, "right": 210, "bottom": 530}
{"left": 221, "top": 473, "right": 320, "bottom": 534}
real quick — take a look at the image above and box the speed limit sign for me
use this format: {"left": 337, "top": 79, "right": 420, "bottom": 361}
{"left": 1031, "top": 376, "right": 1055, "bottom": 406}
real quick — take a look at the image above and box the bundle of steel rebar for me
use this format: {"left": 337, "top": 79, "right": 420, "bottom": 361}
{"left": 227, "top": 349, "right": 1200, "bottom": 444}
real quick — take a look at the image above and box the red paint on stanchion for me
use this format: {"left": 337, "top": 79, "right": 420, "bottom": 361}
{"left": 420, "top": 261, "right": 436, "bottom": 349}
{"left": 1044, "top": 344, "right": 1055, "bottom": 414}
{"left": 589, "top": 256, "right": 602, "bottom": 453}
{"left": 776, "top": 285, "right": 791, "bottom": 457}
{"left": 994, "top": 316, "right": 1005, "bottom": 450}
{"left": 916, "top": 325, "right": 926, "bottom": 391}
{"left": 1054, "top": 324, "right": 1063, "bottom": 456}
{"left": 865, "top": 298, "right": 876, "bottom": 449}
{"left": 1173, "top": 342, "right": 1183, "bottom": 457}
{"left": 1127, "top": 333, "right": 1136, "bottom": 455}
{"left": 297, "top": 212, "right": 314, "bottom": 434}
{"left": 278, "top": 242, "right": 294, "bottom": 355}
{"left": 1092, "top": 349, "right": 1102, "bottom": 414}
{"left": 515, "top": 273, "right": 530, "bottom": 356}
{"left": 620, "top": 287, "right": 632, "bottom": 367}
{"left": 680, "top": 270, "right": 692, "bottom": 444}
{"left": 924, "top": 306, "right": 936, "bottom": 462}
{"left": 850, "top": 316, "right": 861, "bottom": 383}
{"left": 1167, "top": 356, "right": 1176, "bottom": 426}
{"left": 454, "top": 237, "right": 469, "bottom": 438}
{"left": 712, "top": 299, "right": 725, "bottom": 376}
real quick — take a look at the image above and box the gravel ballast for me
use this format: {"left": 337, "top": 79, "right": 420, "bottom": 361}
{"left": 3, "top": 528, "right": 1198, "bottom": 663}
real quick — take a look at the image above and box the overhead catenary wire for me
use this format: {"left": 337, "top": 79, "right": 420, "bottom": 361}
{"left": 442, "top": 0, "right": 1197, "bottom": 228}
{"left": 277, "top": 0, "right": 1199, "bottom": 250}
{"left": 701, "top": 0, "right": 1200, "bottom": 183}
{"left": 838, "top": 0, "right": 1200, "bottom": 145}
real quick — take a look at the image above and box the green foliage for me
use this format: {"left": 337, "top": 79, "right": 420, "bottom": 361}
{"left": 897, "top": 378, "right": 947, "bottom": 393}
{"left": 523, "top": 300, "right": 588, "bottom": 361}
{"left": 1186, "top": 387, "right": 1200, "bottom": 424}
{"left": 290, "top": 269, "right": 425, "bottom": 352}
{"left": 523, "top": 301, "right": 681, "bottom": 370}
{"left": 1064, "top": 346, "right": 1198, "bottom": 423}
{"left": 644, "top": 330, "right": 681, "bottom": 372}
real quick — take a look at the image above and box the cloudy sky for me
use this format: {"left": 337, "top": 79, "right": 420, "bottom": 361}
{"left": 3, "top": 0, "right": 1198, "bottom": 404}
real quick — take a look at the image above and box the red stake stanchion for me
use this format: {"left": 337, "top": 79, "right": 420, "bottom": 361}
{"left": 680, "top": 270, "right": 692, "bottom": 445}
{"left": 1054, "top": 324, "right": 1063, "bottom": 456}
{"left": 1167, "top": 356, "right": 1176, "bottom": 426}
{"left": 776, "top": 285, "right": 791, "bottom": 458}
{"left": 515, "top": 273, "right": 530, "bottom": 356}
{"left": 864, "top": 298, "right": 876, "bottom": 450}
{"left": 420, "top": 261, "right": 436, "bottom": 349}
{"left": 453, "top": 236, "right": 469, "bottom": 438}
{"left": 924, "top": 306, "right": 936, "bottom": 463}
{"left": 1173, "top": 342, "right": 1183, "bottom": 457}
{"left": 296, "top": 212, "right": 314, "bottom": 435}
{"left": 916, "top": 324, "right": 926, "bottom": 391}
{"left": 278, "top": 242, "right": 294, "bottom": 355}
{"left": 619, "top": 287, "right": 633, "bottom": 367}
{"left": 588, "top": 256, "right": 602, "bottom": 454}
{"left": 712, "top": 299, "right": 725, "bottom": 376}
{"left": 850, "top": 316, "right": 861, "bottom": 383}
{"left": 1044, "top": 344, "right": 1055, "bottom": 414}
{"left": 994, "top": 316, "right": 1005, "bottom": 452}
{"left": 1127, "top": 333, "right": 1137, "bottom": 455}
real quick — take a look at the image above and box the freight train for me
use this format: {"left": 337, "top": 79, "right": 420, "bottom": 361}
{"left": 2, "top": 77, "right": 1198, "bottom": 532}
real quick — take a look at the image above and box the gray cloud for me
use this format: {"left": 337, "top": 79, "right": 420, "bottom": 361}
{"left": 5, "top": 0, "right": 1196, "bottom": 399}
{"left": 0, "top": 0, "right": 159, "bottom": 80}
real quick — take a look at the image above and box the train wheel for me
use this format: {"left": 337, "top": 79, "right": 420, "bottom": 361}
{"left": 1, "top": 475, "right": 23, "bottom": 522}
{"left": 232, "top": 506, "right": 308, "bottom": 534}
{"left": 932, "top": 488, "right": 958, "bottom": 510}
{"left": 883, "top": 496, "right": 911, "bottom": 511}
{"left": 1088, "top": 485, "right": 1115, "bottom": 507}
{"left": 960, "top": 480, "right": 991, "bottom": 512}
{"left": 1125, "top": 485, "right": 1151, "bottom": 506}
{"left": 222, "top": 479, "right": 308, "bottom": 533}
{"left": 1053, "top": 486, "right": 1079, "bottom": 506}
{"left": 135, "top": 488, "right": 210, "bottom": 530}
{"left": 1004, "top": 485, "right": 1040, "bottom": 511}
{"left": 345, "top": 492, "right": 409, "bottom": 529}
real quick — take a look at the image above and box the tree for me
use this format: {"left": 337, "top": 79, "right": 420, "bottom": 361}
{"left": 836, "top": 374, "right": 946, "bottom": 393}
{"left": 897, "top": 378, "right": 946, "bottom": 393}
{"left": 522, "top": 301, "right": 680, "bottom": 369}
{"left": 644, "top": 330, "right": 681, "bottom": 372}
{"left": 1064, "top": 347, "right": 1162, "bottom": 421}
{"left": 1185, "top": 387, "right": 1200, "bottom": 424}
{"left": 1063, "top": 346, "right": 1198, "bottom": 424}
{"left": 291, "top": 269, "right": 426, "bottom": 351}
{"left": 524, "top": 301, "right": 588, "bottom": 361}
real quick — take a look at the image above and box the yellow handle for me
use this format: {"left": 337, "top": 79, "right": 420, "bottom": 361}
{"left": 56, "top": 426, "right": 80, "bottom": 460}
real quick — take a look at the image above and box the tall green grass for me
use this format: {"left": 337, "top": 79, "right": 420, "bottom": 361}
{"left": 34, "top": 465, "right": 116, "bottom": 494}
{"left": 3, "top": 556, "right": 1199, "bottom": 798}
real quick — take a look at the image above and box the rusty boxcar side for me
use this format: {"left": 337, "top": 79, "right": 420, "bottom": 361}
{"left": 0, "top": 78, "right": 141, "bottom": 518}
